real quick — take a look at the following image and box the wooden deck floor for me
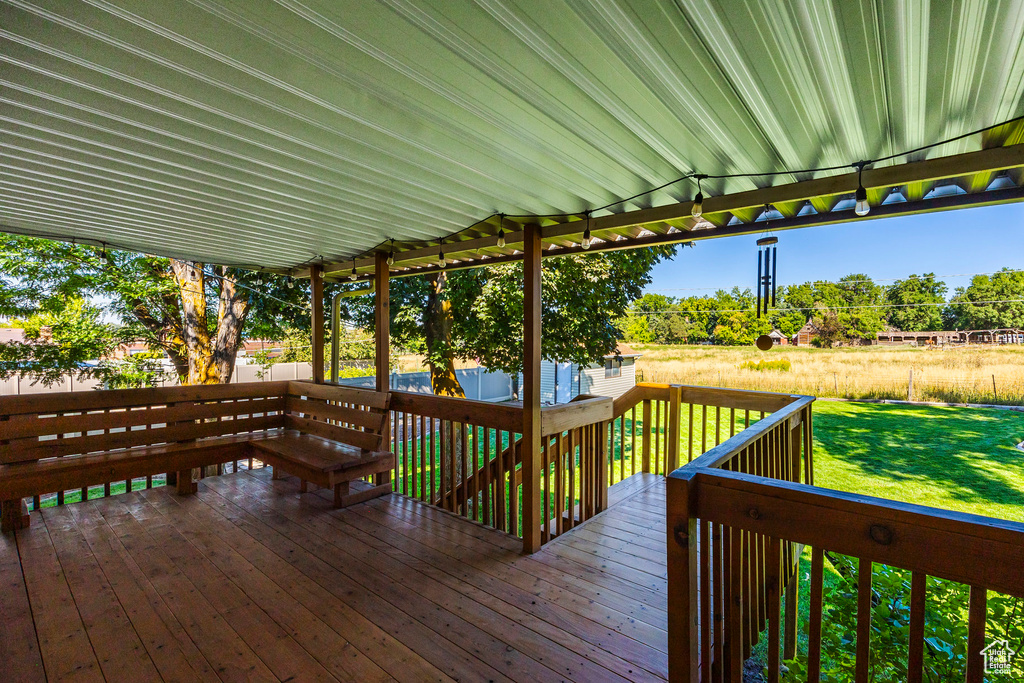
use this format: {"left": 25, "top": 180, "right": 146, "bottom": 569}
{"left": 1, "top": 469, "right": 668, "bottom": 682}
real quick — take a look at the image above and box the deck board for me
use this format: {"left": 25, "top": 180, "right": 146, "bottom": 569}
{"left": 3, "top": 469, "right": 670, "bottom": 682}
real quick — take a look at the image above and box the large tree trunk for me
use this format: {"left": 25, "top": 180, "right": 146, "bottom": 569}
{"left": 211, "top": 266, "right": 250, "bottom": 383}
{"left": 170, "top": 260, "right": 217, "bottom": 385}
{"left": 424, "top": 272, "right": 467, "bottom": 510}
{"left": 424, "top": 272, "right": 466, "bottom": 398}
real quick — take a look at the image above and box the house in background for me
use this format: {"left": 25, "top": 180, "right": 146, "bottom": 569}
{"left": 541, "top": 344, "right": 641, "bottom": 403}
{"left": 768, "top": 329, "right": 789, "bottom": 346}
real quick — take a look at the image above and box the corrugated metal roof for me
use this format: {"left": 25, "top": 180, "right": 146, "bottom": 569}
{"left": 1, "top": 0, "right": 1023, "bottom": 272}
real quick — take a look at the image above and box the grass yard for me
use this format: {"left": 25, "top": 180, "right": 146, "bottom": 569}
{"left": 811, "top": 400, "right": 1024, "bottom": 521}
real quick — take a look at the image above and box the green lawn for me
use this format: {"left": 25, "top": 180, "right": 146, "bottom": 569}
{"left": 811, "top": 400, "right": 1024, "bottom": 521}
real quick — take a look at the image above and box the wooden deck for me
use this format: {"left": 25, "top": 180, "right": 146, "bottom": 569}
{"left": 1, "top": 469, "right": 668, "bottom": 682}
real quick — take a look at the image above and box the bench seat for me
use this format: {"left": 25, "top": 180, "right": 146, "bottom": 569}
{"left": 250, "top": 431, "right": 394, "bottom": 508}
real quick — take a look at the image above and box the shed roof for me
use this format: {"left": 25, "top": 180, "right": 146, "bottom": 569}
{"left": 1, "top": 1, "right": 1023, "bottom": 276}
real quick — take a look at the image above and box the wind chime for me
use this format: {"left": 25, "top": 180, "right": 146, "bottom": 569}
{"left": 755, "top": 235, "right": 778, "bottom": 318}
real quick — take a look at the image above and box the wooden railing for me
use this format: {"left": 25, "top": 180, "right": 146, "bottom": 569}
{"left": 0, "top": 383, "right": 287, "bottom": 512}
{"left": 387, "top": 390, "right": 525, "bottom": 534}
{"left": 666, "top": 397, "right": 1024, "bottom": 682}
{"left": 382, "top": 382, "right": 812, "bottom": 548}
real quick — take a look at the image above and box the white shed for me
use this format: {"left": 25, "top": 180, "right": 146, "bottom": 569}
{"left": 540, "top": 344, "right": 641, "bottom": 404}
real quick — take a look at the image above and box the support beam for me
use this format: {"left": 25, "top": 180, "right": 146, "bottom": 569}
{"left": 374, "top": 252, "right": 390, "bottom": 392}
{"left": 522, "top": 222, "right": 542, "bottom": 554}
{"left": 310, "top": 264, "right": 325, "bottom": 383}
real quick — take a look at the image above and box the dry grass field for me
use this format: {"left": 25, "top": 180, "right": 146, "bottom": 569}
{"left": 634, "top": 343, "right": 1024, "bottom": 405}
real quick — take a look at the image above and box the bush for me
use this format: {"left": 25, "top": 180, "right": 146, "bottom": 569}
{"left": 739, "top": 358, "right": 792, "bottom": 372}
{"left": 777, "top": 555, "right": 1024, "bottom": 682}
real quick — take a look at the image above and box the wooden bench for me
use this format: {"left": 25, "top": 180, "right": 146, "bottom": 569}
{"left": 252, "top": 382, "right": 393, "bottom": 508}
{"left": 1, "top": 381, "right": 394, "bottom": 531}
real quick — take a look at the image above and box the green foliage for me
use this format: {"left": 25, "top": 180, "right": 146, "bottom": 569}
{"left": 0, "top": 234, "right": 312, "bottom": 382}
{"left": 350, "top": 247, "right": 675, "bottom": 378}
{"left": 885, "top": 274, "right": 947, "bottom": 331}
{"left": 739, "top": 358, "right": 791, "bottom": 372}
{"left": 779, "top": 557, "right": 1024, "bottom": 683}
{"left": 0, "top": 296, "right": 121, "bottom": 386}
{"left": 944, "top": 268, "right": 1024, "bottom": 330}
{"left": 102, "top": 351, "right": 174, "bottom": 389}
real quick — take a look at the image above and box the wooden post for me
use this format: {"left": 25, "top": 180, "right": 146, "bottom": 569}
{"left": 311, "top": 264, "right": 325, "bottom": 383}
{"left": 375, "top": 252, "right": 390, "bottom": 392}
{"left": 522, "top": 222, "right": 542, "bottom": 554}
{"left": 1, "top": 498, "right": 30, "bottom": 532}
{"left": 666, "top": 470, "right": 700, "bottom": 682}
{"left": 642, "top": 399, "right": 652, "bottom": 472}
{"left": 667, "top": 386, "right": 682, "bottom": 473}
{"left": 907, "top": 368, "right": 913, "bottom": 402}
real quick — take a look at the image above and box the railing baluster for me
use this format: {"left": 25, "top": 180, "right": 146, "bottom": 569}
{"left": 808, "top": 547, "right": 824, "bottom": 683}
{"left": 766, "top": 537, "right": 782, "bottom": 683}
{"left": 908, "top": 571, "right": 926, "bottom": 683}
{"left": 855, "top": 558, "right": 872, "bottom": 683}
{"left": 967, "top": 586, "right": 987, "bottom": 683}
{"left": 701, "top": 519, "right": 712, "bottom": 682}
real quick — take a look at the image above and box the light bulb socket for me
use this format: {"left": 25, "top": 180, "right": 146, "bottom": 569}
{"left": 581, "top": 227, "right": 592, "bottom": 250}
{"left": 691, "top": 191, "right": 704, "bottom": 218}
{"left": 854, "top": 185, "right": 870, "bottom": 216}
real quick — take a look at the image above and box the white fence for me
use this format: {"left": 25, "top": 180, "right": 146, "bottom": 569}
{"left": 0, "top": 362, "right": 513, "bottom": 402}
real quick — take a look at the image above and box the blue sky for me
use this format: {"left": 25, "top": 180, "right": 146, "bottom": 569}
{"left": 644, "top": 202, "right": 1024, "bottom": 299}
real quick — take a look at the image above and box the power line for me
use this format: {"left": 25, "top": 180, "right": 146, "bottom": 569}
{"left": 647, "top": 268, "right": 1024, "bottom": 293}
{"left": 632, "top": 298, "right": 1024, "bottom": 316}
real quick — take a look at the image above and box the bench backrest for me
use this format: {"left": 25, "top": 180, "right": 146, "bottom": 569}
{"left": 284, "top": 381, "right": 391, "bottom": 452}
{"left": 0, "top": 382, "right": 290, "bottom": 466}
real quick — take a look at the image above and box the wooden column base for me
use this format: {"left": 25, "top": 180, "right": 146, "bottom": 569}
{"left": 175, "top": 469, "right": 197, "bottom": 495}
{"left": 1, "top": 499, "right": 30, "bottom": 533}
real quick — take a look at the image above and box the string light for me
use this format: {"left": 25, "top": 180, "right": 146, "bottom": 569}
{"left": 349, "top": 260, "right": 357, "bottom": 281}
{"left": 855, "top": 162, "right": 870, "bottom": 216}
{"left": 581, "top": 211, "right": 592, "bottom": 250}
{"left": 496, "top": 214, "right": 506, "bottom": 249}
{"left": 691, "top": 175, "right": 706, "bottom": 219}
{"left": 438, "top": 238, "right": 447, "bottom": 269}
{"left": 286, "top": 276, "right": 295, "bottom": 289}
{"left": 386, "top": 238, "right": 395, "bottom": 267}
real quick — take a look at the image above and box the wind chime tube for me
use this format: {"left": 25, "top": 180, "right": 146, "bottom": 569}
{"left": 771, "top": 245, "right": 777, "bottom": 307}
{"left": 756, "top": 246, "right": 762, "bottom": 318}
{"left": 762, "top": 248, "right": 770, "bottom": 315}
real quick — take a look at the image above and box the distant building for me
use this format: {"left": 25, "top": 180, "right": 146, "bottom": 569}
{"left": 768, "top": 329, "right": 789, "bottom": 346}
{"left": 793, "top": 320, "right": 815, "bottom": 346}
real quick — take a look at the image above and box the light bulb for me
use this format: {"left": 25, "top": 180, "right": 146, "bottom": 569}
{"left": 691, "top": 192, "right": 703, "bottom": 219}
{"left": 581, "top": 228, "right": 592, "bottom": 250}
{"left": 386, "top": 252, "right": 394, "bottom": 267}
{"left": 854, "top": 186, "right": 870, "bottom": 216}
{"left": 497, "top": 229, "right": 505, "bottom": 249}
{"left": 287, "top": 277, "right": 295, "bottom": 289}
{"left": 349, "top": 266, "right": 357, "bottom": 281}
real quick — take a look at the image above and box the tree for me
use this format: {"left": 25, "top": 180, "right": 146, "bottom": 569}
{"left": 351, "top": 247, "right": 675, "bottom": 396}
{"left": 885, "top": 274, "right": 947, "bottom": 331}
{"left": 0, "top": 296, "right": 120, "bottom": 386}
{"left": 943, "top": 268, "right": 1024, "bottom": 330}
{"left": 0, "top": 235, "right": 311, "bottom": 385}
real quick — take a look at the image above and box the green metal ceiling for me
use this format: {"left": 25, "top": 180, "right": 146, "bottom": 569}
{"left": 2, "top": 0, "right": 1023, "bottom": 271}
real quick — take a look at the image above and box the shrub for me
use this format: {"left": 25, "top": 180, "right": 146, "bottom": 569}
{"left": 740, "top": 358, "right": 792, "bottom": 372}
